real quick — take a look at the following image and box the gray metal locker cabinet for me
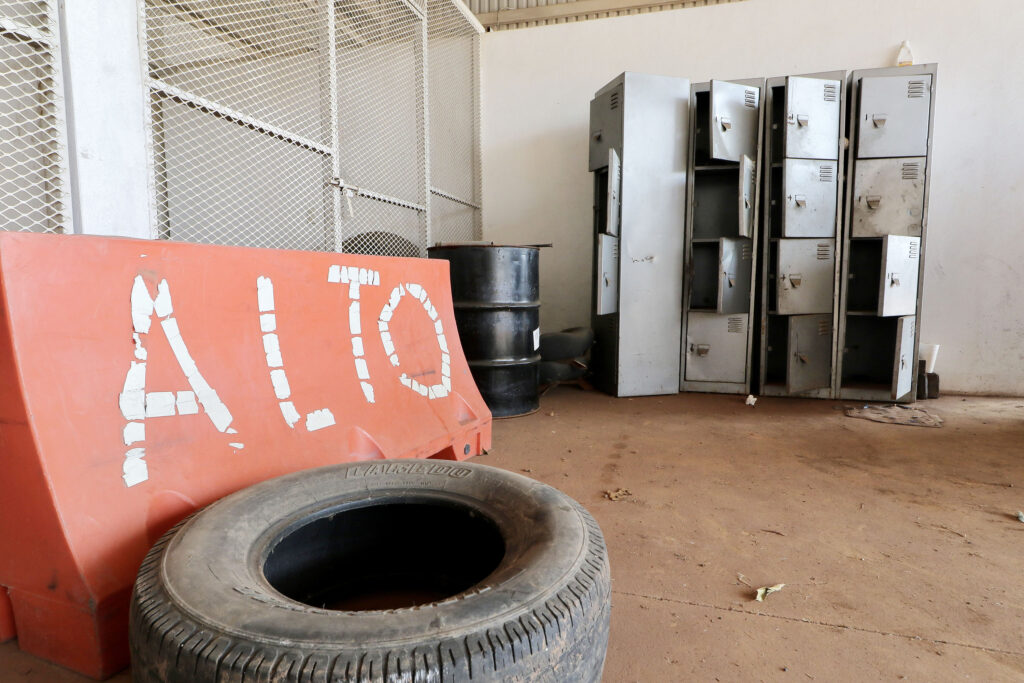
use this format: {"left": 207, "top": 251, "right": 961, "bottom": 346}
{"left": 758, "top": 72, "right": 845, "bottom": 399}
{"left": 837, "top": 64, "right": 936, "bottom": 403}
{"left": 680, "top": 79, "right": 764, "bottom": 395}
{"left": 589, "top": 72, "right": 690, "bottom": 397}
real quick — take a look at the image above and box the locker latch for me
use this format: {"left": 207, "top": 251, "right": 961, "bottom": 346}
{"left": 796, "top": 353, "right": 810, "bottom": 364}
{"left": 794, "top": 194, "right": 807, "bottom": 207}
{"left": 695, "top": 344, "right": 711, "bottom": 357}
{"left": 865, "top": 195, "right": 881, "bottom": 210}
{"left": 889, "top": 273, "right": 900, "bottom": 287}
{"left": 796, "top": 114, "right": 809, "bottom": 127}
{"left": 787, "top": 274, "right": 803, "bottom": 288}
{"left": 719, "top": 116, "right": 732, "bottom": 131}
{"left": 871, "top": 113, "right": 888, "bottom": 127}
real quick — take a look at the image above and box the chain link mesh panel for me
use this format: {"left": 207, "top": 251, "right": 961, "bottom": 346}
{"left": 143, "top": 0, "right": 429, "bottom": 256}
{"left": 427, "top": 0, "right": 481, "bottom": 245}
{"left": 0, "top": 0, "right": 68, "bottom": 234}
{"left": 333, "top": 0, "right": 428, "bottom": 256}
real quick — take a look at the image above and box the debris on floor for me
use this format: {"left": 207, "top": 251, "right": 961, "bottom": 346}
{"left": 604, "top": 487, "right": 632, "bottom": 501}
{"left": 844, "top": 403, "right": 943, "bottom": 428}
{"left": 755, "top": 583, "right": 786, "bottom": 602}
{"left": 1016, "top": 511, "right": 1024, "bottom": 524}
{"left": 745, "top": 394, "right": 757, "bottom": 407}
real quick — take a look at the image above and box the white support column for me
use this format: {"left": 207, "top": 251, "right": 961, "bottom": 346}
{"left": 59, "top": 1, "right": 154, "bottom": 238}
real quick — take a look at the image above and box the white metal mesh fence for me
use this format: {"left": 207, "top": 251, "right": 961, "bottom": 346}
{"left": 0, "top": 0, "right": 68, "bottom": 234}
{"left": 143, "top": 0, "right": 432, "bottom": 256}
{"left": 427, "top": 0, "right": 481, "bottom": 244}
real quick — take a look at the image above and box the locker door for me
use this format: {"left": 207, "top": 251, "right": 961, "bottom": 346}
{"left": 596, "top": 234, "right": 619, "bottom": 315}
{"left": 892, "top": 315, "right": 916, "bottom": 400}
{"left": 851, "top": 158, "right": 925, "bottom": 237}
{"left": 857, "top": 74, "right": 932, "bottom": 158}
{"left": 787, "top": 314, "right": 832, "bottom": 394}
{"left": 776, "top": 239, "right": 834, "bottom": 314}
{"left": 784, "top": 76, "right": 841, "bottom": 160}
{"left": 606, "top": 148, "right": 621, "bottom": 236}
{"left": 718, "top": 238, "right": 752, "bottom": 314}
{"left": 739, "top": 154, "right": 755, "bottom": 238}
{"left": 684, "top": 312, "right": 747, "bottom": 383}
{"left": 782, "top": 158, "right": 837, "bottom": 237}
{"left": 710, "top": 80, "right": 760, "bottom": 162}
{"left": 878, "top": 235, "right": 920, "bottom": 317}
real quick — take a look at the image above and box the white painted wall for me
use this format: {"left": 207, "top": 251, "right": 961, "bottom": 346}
{"left": 480, "top": 0, "right": 1024, "bottom": 395}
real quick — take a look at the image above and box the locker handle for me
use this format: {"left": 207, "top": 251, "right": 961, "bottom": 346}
{"left": 794, "top": 194, "right": 807, "bottom": 207}
{"left": 889, "top": 273, "right": 900, "bottom": 287}
{"left": 720, "top": 116, "right": 732, "bottom": 131}
{"left": 788, "top": 274, "right": 803, "bottom": 288}
{"left": 796, "top": 114, "right": 809, "bottom": 127}
{"left": 796, "top": 353, "right": 810, "bottom": 364}
{"left": 695, "top": 344, "right": 711, "bottom": 357}
{"left": 871, "top": 113, "right": 888, "bottom": 127}
{"left": 865, "top": 195, "right": 881, "bottom": 210}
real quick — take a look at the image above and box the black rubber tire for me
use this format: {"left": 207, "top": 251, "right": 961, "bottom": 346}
{"left": 130, "top": 460, "right": 611, "bottom": 683}
{"left": 538, "top": 328, "right": 594, "bottom": 362}
{"left": 539, "top": 359, "right": 587, "bottom": 385}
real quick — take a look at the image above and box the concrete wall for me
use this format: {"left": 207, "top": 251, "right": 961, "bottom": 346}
{"left": 480, "top": 0, "right": 1024, "bottom": 395}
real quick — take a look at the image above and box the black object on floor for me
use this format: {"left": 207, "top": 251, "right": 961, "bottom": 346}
{"left": 130, "top": 461, "right": 611, "bottom": 683}
{"left": 429, "top": 244, "right": 540, "bottom": 418}
{"left": 540, "top": 357, "right": 588, "bottom": 384}
{"left": 540, "top": 327, "right": 595, "bottom": 361}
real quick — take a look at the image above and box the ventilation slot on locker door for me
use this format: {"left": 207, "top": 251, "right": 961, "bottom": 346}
{"left": 907, "top": 80, "right": 927, "bottom": 98}
{"left": 816, "top": 243, "right": 831, "bottom": 260}
{"left": 609, "top": 92, "right": 619, "bottom": 110}
{"left": 819, "top": 164, "right": 835, "bottom": 182}
{"left": 727, "top": 316, "right": 745, "bottom": 333}
{"left": 744, "top": 89, "right": 756, "bottom": 108}
{"left": 823, "top": 83, "right": 839, "bottom": 102}
{"left": 818, "top": 319, "right": 830, "bottom": 336}
{"left": 901, "top": 162, "right": 921, "bottom": 180}
{"left": 741, "top": 243, "right": 752, "bottom": 260}
{"left": 908, "top": 241, "right": 919, "bottom": 259}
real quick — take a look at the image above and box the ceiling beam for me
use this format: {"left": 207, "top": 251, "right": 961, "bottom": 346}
{"left": 476, "top": 0, "right": 746, "bottom": 31}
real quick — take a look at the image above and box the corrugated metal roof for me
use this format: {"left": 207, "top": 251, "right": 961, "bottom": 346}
{"left": 468, "top": 0, "right": 747, "bottom": 31}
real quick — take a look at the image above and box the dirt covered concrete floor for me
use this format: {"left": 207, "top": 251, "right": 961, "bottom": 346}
{"left": 2, "top": 392, "right": 1023, "bottom": 682}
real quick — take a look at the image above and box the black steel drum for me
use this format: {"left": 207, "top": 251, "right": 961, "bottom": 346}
{"left": 428, "top": 244, "right": 540, "bottom": 418}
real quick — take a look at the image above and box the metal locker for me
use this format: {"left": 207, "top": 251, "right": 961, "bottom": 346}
{"left": 606, "top": 148, "right": 621, "bottom": 236}
{"left": 739, "top": 154, "right": 755, "bottom": 237}
{"left": 596, "top": 234, "right": 619, "bottom": 315}
{"left": 878, "top": 235, "right": 920, "bottom": 317}
{"left": 719, "top": 238, "right": 753, "bottom": 314}
{"left": 711, "top": 80, "right": 760, "bottom": 162}
{"left": 785, "top": 76, "right": 841, "bottom": 160}
{"left": 776, "top": 239, "right": 835, "bottom": 314}
{"left": 684, "top": 312, "right": 748, "bottom": 383}
{"left": 782, "top": 158, "right": 838, "bottom": 237}
{"left": 851, "top": 158, "right": 926, "bottom": 237}
{"left": 857, "top": 74, "right": 932, "bottom": 158}
{"left": 588, "top": 83, "right": 623, "bottom": 171}
{"left": 787, "top": 314, "right": 833, "bottom": 394}
{"left": 893, "top": 315, "right": 916, "bottom": 399}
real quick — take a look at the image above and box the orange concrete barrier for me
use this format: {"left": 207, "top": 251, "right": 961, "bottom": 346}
{"left": 0, "top": 232, "right": 491, "bottom": 678}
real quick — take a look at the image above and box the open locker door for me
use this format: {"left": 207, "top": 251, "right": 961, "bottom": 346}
{"left": 718, "top": 238, "right": 752, "bottom": 314}
{"left": 892, "top": 315, "right": 916, "bottom": 399}
{"left": 878, "top": 235, "right": 921, "bottom": 317}
{"left": 784, "top": 76, "right": 841, "bottom": 160}
{"left": 606, "top": 148, "right": 621, "bottom": 236}
{"left": 596, "top": 234, "right": 619, "bottom": 315}
{"left": 710, "top": 80, "right": 760, "bottom": 162}
{"left": 786, "top": 314, "right": 832, "bottom": 394}
{"left": 738, "top": 154, "right": 755, "bottom": 237}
